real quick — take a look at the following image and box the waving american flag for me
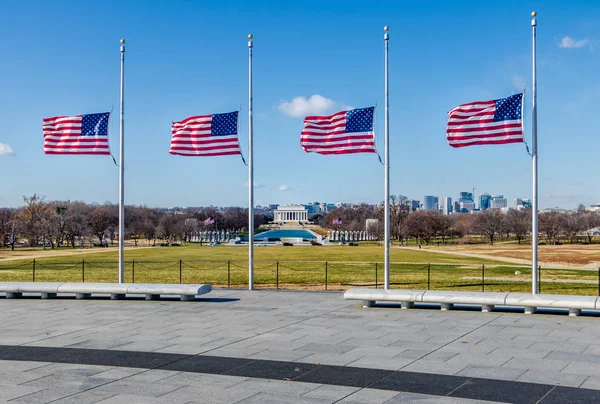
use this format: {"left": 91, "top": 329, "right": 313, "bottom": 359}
{"left": 446, "top": 94, "right": 524, "bottom": 148}
{"left": 43, "top": 113, "right": 111, "bottom": 155}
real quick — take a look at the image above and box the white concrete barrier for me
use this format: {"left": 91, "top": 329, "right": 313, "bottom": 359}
{"left": 0, "top": 282, "right": 212, "bottom": 301}
{"left": 344, "top": 288, "right": 600, "bottom": 316}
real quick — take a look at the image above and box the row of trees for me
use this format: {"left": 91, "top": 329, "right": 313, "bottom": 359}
{"left": 0, "top": 195, "right": 266, "bottom": 250}
{"left": 322, "top": 197, "right": 600, "bottom": 245}
{"left": 2, "top": 194, "right": 599, "bottom": 249}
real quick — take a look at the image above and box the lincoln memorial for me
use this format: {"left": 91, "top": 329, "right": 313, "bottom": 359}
{"left": 273, "top": 205, "right": 309, "bottom": 223}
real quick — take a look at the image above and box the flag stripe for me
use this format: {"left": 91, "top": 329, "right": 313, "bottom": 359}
{"left": 170, "top": 112, "right": 241, "bottom": 157}
{"left": 446, "top": 94, "right": 524, "bottom": 148}
{"left": 300, "top": 108, "right": 376, "bottom": 156}
{"left": 43, "top": 114, "right": 110, "bottom": 155}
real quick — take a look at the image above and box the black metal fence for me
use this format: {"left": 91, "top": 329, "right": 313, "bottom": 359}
{"left": 0, "top": 259, "right": 599, "bottom": 296}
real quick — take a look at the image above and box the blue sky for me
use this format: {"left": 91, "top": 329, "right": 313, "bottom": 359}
{"left": 0, "top": 0, "right": 599, "bottom": 209}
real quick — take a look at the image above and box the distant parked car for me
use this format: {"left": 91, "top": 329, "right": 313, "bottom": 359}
{"left": 158, "top": 243, "right": 169, "bottom": 247}
{"left": 170, "top": 243, "right": 181, "bottom": 247}
{"left": 283, "top": 242, "right": 293, "bottom": 246}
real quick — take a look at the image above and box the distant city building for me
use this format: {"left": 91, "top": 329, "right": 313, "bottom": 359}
{"left": 407, "top": 199, "right": 420, "bottom": 212}
{"left": 442, "top": 197, "right": 452, "bottom": 215}
{"left": 268, "top": 204, "right": 279, "bottom": 210}
{"left": 514, "top": 198, "right": 532, "bottom": 210}
{"left": 452, "top": 200, "right": 460, "bottom": 213}
{"left": 423, "top": 196, "right": 439, "bottom": 211}
{"left": 459, "top": 192, "right": 474, "bottom": 204}
{"left": 479, "top": 193, "right": 492, "bottom": 210}
{"left": 459, "top": 201, "right": 475, "bottom": 212}
{"left": 491, "top": 195, "right": 508, "bottom": 209}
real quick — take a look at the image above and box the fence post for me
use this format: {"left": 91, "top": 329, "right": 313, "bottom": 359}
{"left": 276, "top": 261, "right": 279, "bottom": 290}
{"left": 375, "top": 262, "right": 378, "bottom": 289}
{"left": 538, "top": 265, "right": 541, "bottom": 294}
{"left": 481, "top": 264, "right": 485, "bottom": 292}
{"left": 179, "top": 259, "right": 182, "bottom": 284}
{"left": 427, "top": 263, "right": 431, "bottom": 290}
{"left": 598, "top": 267, "right": 599, "bottom": 296}
{"left": 227, "top": 260, "right": 231, "bottom": 288}
{"left": 32, "top": 259, "right": 36, "bottom": 282}
{"left": 82, "top": 259, "right": 85, "bottom": 283}
{"left": 132, "top": 259, "right": 135, "bottom": 283}
{"left": 325, "top": 261, "right": 328, "bottom": 290}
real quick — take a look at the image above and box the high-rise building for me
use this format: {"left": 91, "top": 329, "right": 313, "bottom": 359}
{"left": 423, "top": 196, "right": 439, "bottom": 211}
{"left": 452, "top": 200, "right": 460, "bottom": 213}
{"left": 491, "top": 194, "right": 507, "bottom": 209}
{"left": 479, "top": 193, "right": 492, "bottom": 210}
{"left": 460, "top": 201, "right": 475, "bottom": 212}
{"left": 459, "top": 192, "right": 474, "bottom": 203}
{"left": 442, "top": 197, "right": 452, "bottom": 215}
{"left": 514, "top": 198, "right": 532, "bottom": 209}
{"left": 407, "top": 199, "right": 420, "bottom": 212}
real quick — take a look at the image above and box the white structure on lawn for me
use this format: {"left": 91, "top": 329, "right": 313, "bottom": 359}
{"left": 274, "top": 205, "right": 309, "bottom": 223}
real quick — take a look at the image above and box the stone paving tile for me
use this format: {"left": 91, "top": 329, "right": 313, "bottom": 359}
{"left": 385, "top": 392, "right": 503, "bottom": 403}
{"left": 11, "top": 387, "right": 86, "bottom": 403}
{"left": 579, "top": 376, "right": 600, "bottom": 390}
{"left": 46, "top": 390, "right": 117, "bottom": 404}
{"left": 0, "top": 385, "right": 47, "bottom": 402}
{"left": 235, "top": 392, "right": 331, "bottom": 404}
{"left": 91, "top": 379, "right": 188, "bottom": 398}
{"left": 301, "top": 384, "right": 359, "bottom": 401}
{"left": 336, "top": 388, "right": 401, "bottom": 404}
{"left": 455, "top": 365, "right": 526, "bottom": 381}
{"left": 516, "top": 368, "right": 589, "bottom": 387}
{"left": 94, "top": 393, "right": 167, "bottom": 404}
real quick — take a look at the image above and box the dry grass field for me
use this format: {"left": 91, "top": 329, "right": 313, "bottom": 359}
{"left": 417, "top": 244, "right": 600, "bottom": 268}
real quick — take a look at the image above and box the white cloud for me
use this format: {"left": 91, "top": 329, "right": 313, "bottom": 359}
{"left": 0, "top": 143, "right": 14, "bottom": 156}
{"left": 278, "top": 95, "right": 350, "bottom": 118}
{"left": 277, "top": 184, "right": 290, "bottom": 192}
{"left": 511, "top": 74, "right": 525, "bottom": 90}
{"left": 559, "top": 36, "right": 589, "bottom": 49}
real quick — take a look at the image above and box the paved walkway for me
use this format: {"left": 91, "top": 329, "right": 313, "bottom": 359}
{"left": 1, "top": 289, "right": 600, "bottom": 403}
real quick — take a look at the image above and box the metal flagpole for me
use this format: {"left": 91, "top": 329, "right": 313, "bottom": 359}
{"left": 248, "top": 34, "right": 254, "bottom": 290}
{"left": 118, "top": 39, "right": 125, "bottom": 284}
{"left": 531, "top": 12, "right": 539, "bottom": 294}
{"left": 384, "top": 26, "right": 390, "bottom": 290}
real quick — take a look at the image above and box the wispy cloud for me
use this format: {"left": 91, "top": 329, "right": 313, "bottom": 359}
{"left": 278, "top": 95, "right": 350, "bottom": 118}
{"left": 244, "top": 181, "right": 265, "bottom": 188}
{"left": 559, "top": 36, "right": 590, "bottom": 49}
{"left": 511, "top": 74, "right": 525, "bottom": 90}
{"left": 0, "top": 143, "right": 14, "bottom": 156}
{"left": 277, "top": 184, "right": 290, "bottom": 192}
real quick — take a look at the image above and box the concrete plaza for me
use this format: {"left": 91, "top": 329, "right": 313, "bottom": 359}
{"left": 0, "top": 289, "right": 599, "bottom": 403}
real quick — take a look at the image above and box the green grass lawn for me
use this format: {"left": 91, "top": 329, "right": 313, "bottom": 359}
{"left": 0, "top": 244, "right": 597, "bottom": 295}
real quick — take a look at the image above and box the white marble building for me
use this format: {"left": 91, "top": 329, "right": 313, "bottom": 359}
{"left": 274, "top": 205, "right": 309, "bottom": 223}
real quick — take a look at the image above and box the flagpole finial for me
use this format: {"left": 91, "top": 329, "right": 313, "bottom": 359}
{"left": 384, "top": 26, "right": 389, "bottom": 40}
{"left": 120, "top": 39, "right": 125, "bottom": 45}
{"left": 248, "top": 34, "right": 253, "bottom": 39}
{"left": 531, "top": 11, "right": 537, "bottom": 17}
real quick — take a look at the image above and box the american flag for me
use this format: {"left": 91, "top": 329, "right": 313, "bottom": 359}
{"left": 42, "top": 113, "right": 110, "bottom": 155}
{"left": 446, "top": 93, "right": 524, "bottom": 148}
{"left": 204, "top": 217, "right": 215, "bottom": 225}
{"left": 170, "top": 111, "right": 241, "bottom": 157}
{"left": 301, "top": 107, "right": 376, "bottom": 155}
{"left": 332, "top": 217, "right": 342, "bottom": 225}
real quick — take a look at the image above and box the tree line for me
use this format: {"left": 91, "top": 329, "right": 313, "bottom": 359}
{"left": 319, "top": 198, "right": 600, "bottom": 245}
{"left": 0, "top": 195, "right": 267, "bottom": 250}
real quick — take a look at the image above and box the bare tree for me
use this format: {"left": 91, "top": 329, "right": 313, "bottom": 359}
{"left": 562, "top": 212, "right": 585, "bottom": 244}
{"left": 539, "top": 211, "right": 562, "bottom": 245}
{"left": 475, "top": 209, "right": 504, "bottom": 245}
{"left": 505, "top": 209, "right": 531, "bottom": 244}
{"left": 88, "top": 206, "right": 113, "bottom": 246}
{"left": 583, "top": 212, "right": 600, "bottom": 244}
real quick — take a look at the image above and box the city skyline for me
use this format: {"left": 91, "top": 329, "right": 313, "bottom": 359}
{"left": 0, "top": 1, "right": 599, "bottom": 209}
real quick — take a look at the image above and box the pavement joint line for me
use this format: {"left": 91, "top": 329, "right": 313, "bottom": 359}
{"left": 397, "top": 311, "right": 505, "bottom": 371}
{"left": 537, "top": 385, "right": 558, "bottom": 403}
